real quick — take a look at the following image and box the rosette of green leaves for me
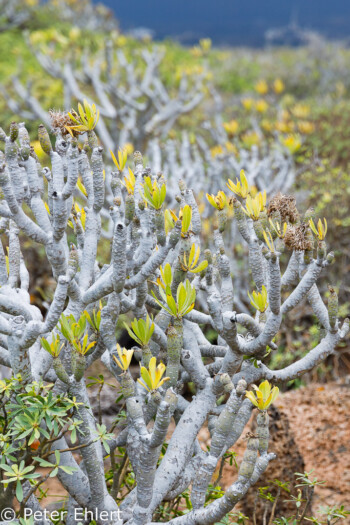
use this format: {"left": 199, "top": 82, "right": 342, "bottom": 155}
{"left": 142, "top": 176, "right": 166, "bottom": 210}
{"left": 152, "top": 278, "right": 196, "bottom": 318}
{"left": 124, "top": 315, "right": 154, "bottom": 347}
{"left": 124, "top": 315, "right": 155, "bottom": 367}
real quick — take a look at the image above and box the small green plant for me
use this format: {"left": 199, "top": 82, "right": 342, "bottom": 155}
{"left": 0, "top": 461, "right": 41, "bottom": 502}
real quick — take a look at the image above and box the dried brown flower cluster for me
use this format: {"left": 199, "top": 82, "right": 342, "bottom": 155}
{"left": 267, "top": 192, "right": 299, "bottom": 224}
{"left": 284, "top": 223, "right": 313, "bottom": 251}
{"left": 49, "top": 110, "right": 76, "bottom": 136}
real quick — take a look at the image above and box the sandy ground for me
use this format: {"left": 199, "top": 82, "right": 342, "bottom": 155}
{"left": 196, "top": 380, "right": 350, "bottom": 523}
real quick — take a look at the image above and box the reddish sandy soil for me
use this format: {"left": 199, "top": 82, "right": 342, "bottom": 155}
{"left": 196, "top": 380, "right": 350, "bottom": 523}
{"left": 278, "top": 381, "right": 350, "bottom": 510}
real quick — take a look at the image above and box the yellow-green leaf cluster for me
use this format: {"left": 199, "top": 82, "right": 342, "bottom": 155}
{"left": 164, "top": 206, "right": 192, "bottom": 236}
{"left": 77, "top": 178, "right": 87, "bottom": 197}
{"left": 72, "top": 333, "right": 96, "bottom": 356}
{"left": 142, "top": 176, "right": 166, "bottom": 210}
{"left": 206, "top": 191, "right": 227, "bottom": 210}
{"left": 41, "top": 334, "right": 64, "bottom": 358}
{"left": 124, "top": 315, "right": 154, "bottom": 347}
{"left": 113, "top": 345, "right": 134, "bottom": 371}
{"left": 110, "top": 148, "right": 128, "bottom": 172}
{"left": 226, "top": 169, "right": 250, "bottom": 198}
{"left": 248, "top": 285, "right": 268, "bottom": 313}
{"left": 243, "top": 191, "right": 266, "bottom": 221}
{"left": 152, "top": 278, "right": 196, "bottom": 318}
{"left": 269, "top": 219, "right": 287, "bottom": 239}
{"left": 157, "top": 263, "right": 173, "bottom": 291}
{"left": 84, "top": 303, "right": 102, "bottom": 333}
{"left": 164, "top": 209, "right": 177, "bottom": 234}
{"left": 137, "top": 356, "right": 169, "bottom": 392}
{"left": 58, "top": 313, "right": 96, "bottom": 356}
{"left": 180, "top": 244, "right": 208, "bottom": 274}
{"left": 68, "top": 202, "right": 86, "bottom": 230}
{"left": 245, "top": 380, "right": 279, "bottom": 410}
{"left": 123, "top": 168, "right": 136, "bottom": 195}
{"left": 180, "top": 205, "right": 192, "bottom": 236}
{"left": 309, "top": 218, "right": 327, "bottom": 241}
{"left": 66, "top": 99, "right": 100, "bottom": 135}
{"left": 262, "top": 230, "right": 275, "bottom": 253}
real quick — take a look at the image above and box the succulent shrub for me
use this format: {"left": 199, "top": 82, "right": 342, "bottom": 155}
{"left": 0, "top": 117, "right": 347, "bottom": 525}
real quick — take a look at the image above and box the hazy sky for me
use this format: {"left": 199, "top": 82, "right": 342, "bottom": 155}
{"left": 101, "top": 0, "right": 350, "bottom": 46}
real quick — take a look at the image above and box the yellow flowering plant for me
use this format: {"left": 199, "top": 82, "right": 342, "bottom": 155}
{"left": 255, "top": 79, "right": 268, "bottom": 95}
{"left": 110, "top": 148, "right": 128, "bottom": 172}
{"left": 226, "top": 170, "right": 250, "bottom": 199}
{"left": 210, "top": 145, "right": 224, "bottom": 158}
{"left": 242, "top": 192, "right": 266, "bottom": 221}
{"left": 223, "top": 120, "right": 239, "bottom": 135}
{"left": 262, "top": 230, "right": 276, "bottom": 253}
{"left": 123, "top": 168, "right": 136, "bottom": 195}
{"left": 281, "top": 134, "right": 302, "bottom": 155}
{"left": 199, "top": 38, "right": 212, "bottom": 53}
{"left": 255, "top": 99, "right": 268, "bottom": 113}
{"left": 309, "top": 218, "right": 327, "bottom": 241}
{"left": 206, "top": 191, "right": 227, "bottom": 210}
{"left": 113, "top": 345, "right": 134, "bottom": 371}
{"left": 273, "top": 78, "right": 285, "bottom": 94}
{"left": 138, "top": 356, "right": 169, "bottom": 392}
{"left": 242, "top": 98, "right": 254, "bottom": 111}
{"left": 241, "top": 131, "right": 260, "bottom": 148}
{"left": 245, "top": 380, "right": 279, "bottom": 410}
{"left": 248, "top": 285, "right": 268, "bottom": 313}
{"left": 291, "top": 104, "right": 310, "bottom": 119}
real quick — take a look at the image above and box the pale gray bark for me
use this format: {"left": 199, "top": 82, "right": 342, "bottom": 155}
{"left": 0, "top": 121, "right": 347, "bottom": 525}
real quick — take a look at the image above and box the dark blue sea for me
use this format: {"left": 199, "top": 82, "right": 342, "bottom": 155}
{"left": 99, "top": 0, "right": 350, "bottom": 46}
